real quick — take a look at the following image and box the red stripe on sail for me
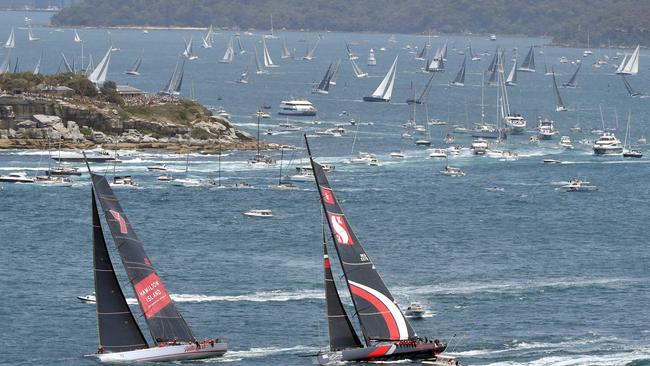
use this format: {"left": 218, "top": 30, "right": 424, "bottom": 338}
{"left": 134, "top": 273, "right": 171, "bottom": 318}
{"left": 349, "top": 284, "right": 399, "bottom": 339}
{"left": 365, "top": 345, "right": 391, "bottom": 358}
{"left": 109, "top": 210, "right": 128, "bottom": 234}
{"left": 324, "top": 258, "right": 331, "bottom": 269}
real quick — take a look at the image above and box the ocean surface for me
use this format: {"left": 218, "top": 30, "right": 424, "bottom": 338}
{"left": 1, "top": 10, "right": 650, "bottom": 366}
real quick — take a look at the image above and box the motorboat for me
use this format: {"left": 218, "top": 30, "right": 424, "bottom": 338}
{"left": 404, "top": 302, "right": 426, "bottom": 318}
{"left": 486, "top": 149, "right": 519, "bottom": 161}
{"left": 529, "top": 135, "right": 540, "bottom": 144}
{"left": 248, "top": 154, "right": 275, "bottom": 166}
{"left": 559, "top": 136, "right": 574, "bottom": 149}
{"left": 489, "top": 34, "right": 497, "bottom": 41}
{"left": 471, "top": 123, "right": 502, "bottom": 139}
{"left": 470, "top": 138, "right": 489, "bottom": 155}
{"left": 47, "top": 163, "right": 81, "bottom": 176}
{"left": 171, "top": 177, "right": 207, "bottom": 187}
{"left": 35, "top": 175, "right": 73, "bottom": 187}
{"left": 255, "top": 111, "right": 272, "bottom": 118}
{"left": 215, "top": 106, "right": 230, "bottom": 119}
{"left": 592, "top": 132, "right": 623, "bottom": 155}
{"left": 77, "top": 293, "right": 96, "bottom": 303}
{"left": 423, "top": 355, "right": 465, "bottom": 366}
{"left": 243, "top": 209, "right": 273, "bottom": 218}
{"left": 157, "top": 174, "right": 173, "bottom": 182}
{"left": 110, "top": 176, "right": 139, "bottom": 188}
{"left": 562, "top": 178, "right": 598, "bottom": 192}
{"left": 537, "top": 118, "right": 559, "bottom": 140}
{"left": 415, "top": 139, "right": 432, "bottom": 147}
{"left": 390, "top": 151, "right": 405, "bottom": 159}
{"left": 278, "top": 99, "right": 317, "bottom": 116}
{"left": 440, "top": 165, "right": 466, "bottom": 176}
{"left": 443, "top": 134, "right": 455, "bottom": 144}
{"left": 279, "top": 121, "right": 301, "bottom": 131}
{"left": 559, "top": 56, "right": 569, "bottom": 64}
{"left": 0, "top": 171, "right": 35, "bottom": 183}
{"left": 428, "top": 149, "right": 447, "bottom": 158}
{"left": 428, "top": 119, "right": 447, "bottom": 125}
{"left": 638, "top": 134, "right": 647, "bottom": 144}
{"left": 291, "top": 167, "right": 315, "bottom": 182}
{"left": 146, "top": 163, "right": 167, "bottom": 172}
{"left": 350, "top": 152, "right": 379, "bottom": 165}
{"left": 504, "top": 114, "right": 526, "bottom": 134}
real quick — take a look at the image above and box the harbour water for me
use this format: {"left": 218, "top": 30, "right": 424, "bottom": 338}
{"left": 1, "top": 11, "right": 650, "bottom": 366}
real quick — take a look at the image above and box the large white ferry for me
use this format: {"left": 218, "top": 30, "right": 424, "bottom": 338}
{"left": 278, "top": 99, "right": 317, "bottom": 116}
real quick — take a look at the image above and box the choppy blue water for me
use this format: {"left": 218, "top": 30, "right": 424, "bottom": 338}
{"left": 1, "top": 10, "right": 650, "bottom": 366}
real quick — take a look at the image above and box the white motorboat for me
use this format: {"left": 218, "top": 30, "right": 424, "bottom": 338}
{"left": 248, "top": 154, "right": 276, "bottom": 166}
{"left": 77, "top": 293, "right": 96, "bottom": 303}
{"left": 110, "top": 176, "right": 139, "bottom": 188}
{"left": 489, "top": 34, "right": 497, "bottom": 41}
{"left": 538, "top": 118, "right": 559, "bottom": 140}
{"left": 562, "top": 178, "right": 598, "bottom": 192}
{"left": 171, "top": 177, "right": 207, "bottom": 187}
{"left": 157, "top": 174, "right": 173, "bottom": 182}
{"left": 443, "top": 134, "right": 455, "bottom": 144}
{"left": 504, "top": 114, "right": 526, "bottom": 134}
{"left": 404, "top": 302, "right": 426, "bottom": 318}
{"left": 423, "top": 355, "right": 465, "bottom": 366}
{"left": 440, "top": 165, "right": 466, "bottom": 176}
{"left": 390, "top": 151, "right": 405, "bottom": 159}
{"left": 47, "top": 163, "right": 81, "bottom": 176}
{"left": 255, "top": 111, "right": 272, "bottom": 118}
{"left": 216, "top": 106, "right": 230, "bottom": 119}
{"left": 543, "top": 159, "right": 562, "bottom": 164}
{"left": 35, "top": 175, "right": 73, "bottom": 187}
{"left": 592, "top": 132, "right": 623, "bottom": 155}
{"left": 243, "top": 209, "right": 273, "bottom": 218}
{"left": 146, "top": 163, "right": 167, "bottom": 172}
{"left": 278, "top": 99, "right": 317, "bottom": 116}
{"left": 428, "top": 119, "right": 447, "bottom": 125}
{"left": 470, "top": 138, "right": 489, "bottom": 155}
{"left": 487, "top": 149, "right": 519, "bottom": 161}
{"left": 0, "top": 171, "right": 35, "bottom": 183}
{"left": 638, "top": 134, "right": 646, "bottom": 144}
{"left": 350, "top": 152, "right": 379, "bottom": 165}
{"left": 559, "top": 136, "right": 574, "bottom": 149}
{"left": 428, "top": 149, "right": 447, "bottom": 158}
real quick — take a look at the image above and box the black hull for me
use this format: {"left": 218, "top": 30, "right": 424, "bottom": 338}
{"left": 363, "top": 96, "right": 389, "bottom": 102}
{"left": 318, "top": 342, "right": 446, "bottom": 365}
{"left": 623, "top": 153, "right": 643, "bottom": 158}
{"left": 405, "top": 98, "right": 423, "bottom": 105}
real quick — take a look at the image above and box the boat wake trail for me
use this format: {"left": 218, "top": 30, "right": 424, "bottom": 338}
{"left": 171, "top": 290, "right": 324, "bottom": 303}
{"left": 201, "top": 345, "right": 320, "bottom": 363}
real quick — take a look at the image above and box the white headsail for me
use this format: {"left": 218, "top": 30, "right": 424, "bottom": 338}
{"left": 4, "top": 27, "right": 15, "bottom": 48}
{"left": 364, "top": 55, "right": 398, "bottom": 102}
{"left": 88, "top": 48, "right": 112, "bottom": 86}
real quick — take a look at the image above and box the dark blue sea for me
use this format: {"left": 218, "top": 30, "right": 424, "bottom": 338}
{"left": 1, "top": 10, "right": 649, "bottom": 366}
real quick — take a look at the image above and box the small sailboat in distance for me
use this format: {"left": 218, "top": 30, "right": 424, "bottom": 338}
{"left": 218, "top": 37, "right": 235, "bottom": 64}
{"left": 303, "top": 37, "right": 320, "bottom": 60}
{"left": 27, "top": 27, "right": 39, "bottom": 41}
{"left": 621, "top": 75, "right": 641, "bottom": 97}
{"left": 262, "top": 37, "right": 278, "bottom": 67}
{"left": 312, "top": 63, "right": 333, "bottom": 94}
{"left": 83, "top": 161, "right": 227, "bottom": 362}
{"left": 159, "top": 59, "right": 185, "bottom": 96}
{"left": 552, "top": 68, "right": 568, "bottom": 112}
{"left": 449, "top": 55, "right": 466, "bottom": 86}
{"left": 350, "top": 58, "right": 367, "bottom": 78}
{"left": 4, "top": 27, "right": 15, "bottom": 48}
{"left": 73, "top": 29, "right": 82, "bottom": 43}
{"left": 236, "top": 35, "right": 247, "bottom": 54}
{"left": 505, "top": 58, "right": 518, "bottom": 86}
{"left": 615, "top": 45, "right": 640, "bottom": 75}
{"left": 281, "top": 37, "right": 292, "bottom": 59}
{"left": 518, "top": 46, "right": 536, "bottom": 72}
{"left": 254, "top": 47, "right": 267, "bottom": 74}
{"left": 304, "top": 136, "right": 453, "bottom": 365}
{"left": 125, "top": 50, "right": 143, "bottom": 75}
{"left": 33, "top": 50, "right": 43, "bottom": 75}
{"left": 363, "top": 55, "right": 398, "bottom": 102}
{"left": 182, "top": 38, "right": 198, "bottom": 60}
{"left": 87, "top": 48, "right": 112, "bottom": 87}
{"left": 407, "top": 72, "right": 435, "bottom": 104}
{"left": 562, "top": 62, "right": 581, "bottom": 88}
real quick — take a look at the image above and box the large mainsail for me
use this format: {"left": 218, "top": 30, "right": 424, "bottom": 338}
{"left": 91, "top": 188, "right": 149, "bottom": 352}
{"left": 505, "top": 58, "right": 518, "bottom": 86}
{"left": 90, "top": 173, "right": 195, "bottom": 343}
{"left": 365, "top": 55, "right": 398, "bottom": 101}
{"left": 262, "top": 38, "right": 277, "bottom": 67}
{"left": 450, "top": 56, "right": 466, "bottom": 86}
{"left": 313, "top": 63, "right": 333, "bottom": 93}
{"left": 88, "top": 48, "right": 112, "bottom": 86}
{"left": 33, "top": 50, "right": 42, "bottom": 75}
{"left": 219, "top": 37, "right": 235, "bottom": 64}
{"left": 518, "top": 46, "right": 536, "bottom": 72}
{"left": 323, "top": 237, "right": 363, "bottom": 351}
{"left": 552, "top": 68, "right": 567, "bottom": 111}
{"left": 562, "top": 62, "right": 581, "bottom": 88}
{"left": 308, "top": 147, "right": 416, "bottom": 343}
{"left": 616, "top": 45, "right": 640, "bottom": 75}
{"left": 350, "top": 59, "right": 367, "bottom": 78}
{"left": 407, "top": 72, "right": 434, "bottom": 104}
{"left": 4, "top": 27, "right": 15, "bottom": 49}
{"left": 126, "top": 50, "right": 143, "bottom": 75}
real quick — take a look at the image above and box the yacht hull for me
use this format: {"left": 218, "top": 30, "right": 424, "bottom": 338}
{"left": 88, "top": 343, "right": 227, "bottom": 363}
{"left": 593, "top": 147, "right": 623, "bottom": 155}
{"left": 363, "top": 96, "right": 389, "bottom": 102}
{"left": 317, "top": 342, "right": 445, "bottom": 365}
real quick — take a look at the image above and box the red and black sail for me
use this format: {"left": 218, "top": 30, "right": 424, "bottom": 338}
{"left": 92, "top": 188, "right": 149, "bottom": 352}
{"left": 307, "top": 138, "right": 416, "bottom": 343}
{"left": 323, "top": 239, "right": 363, "bottom": 351}
{"left": 91, "top": 173, "right": 195, "bottom": 343}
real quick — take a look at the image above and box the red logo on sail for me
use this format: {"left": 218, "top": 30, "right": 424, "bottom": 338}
{"left": 134, "top": 273, "right": 171, "bottom": 318}
{"left": 328, "top": 213, "right": 353, "bottom": 245}
{"left": 320, "top": 187, "right": 335, "bottom": 205}
{"left": 109, "top": 210, "right": 128, "bottom": 234}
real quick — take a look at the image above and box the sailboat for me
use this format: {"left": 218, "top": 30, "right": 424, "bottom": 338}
{"left": 407, "top": 73, "right": 435, "bottom": 104}
{"left": 236, "top": 35, "right": 247, "bottom": 54}
{"left": 73, "top": 29, "right": 82, "bottom": 43}
{"left": 346, "top": 42, "right": 359, "bottom": 60}
{"left": 329, "top": 60, "right": 341, "bottom": 85}
{"left": 486, "top": 48, "right": 499, "bottom": 73}
{"left": 218, "top": 37, "right": 235, "bottom": 64}
{"left": 262, "top": 38, "right": 278, "bottom": 67}
{"left": 264, "top": 13, "right": 279, "bottom": 39}
{"left": 469, "top": 43, "right": 481, "bottom": 61}
{"left": 158, "top": 59, "right": 185, "bottom": 96}
{"left": 350, "top": 59, "right": 368, "bottom": 78}
{"left": 367, "top": 48, "right": 377, "bottom": 66}
{"left": 621, "top": 75, "right": 641, "bottom": 97}
{"left": 583, "top": 31, "right": 593, "bottom": 57}
{"left": 281, "top": 38, "right": 292, "bottom": 59}
{"left": 272, "top": 147, "right": 297, "bottom": 190}
{"left": 254, "top": 47, "right": 267, "bottom": 74}
{"left": 499, "top": 54, "right": 526, "bottom": 134}
{"left": 562, "top": 62, "right": 581, "bottom": 88}
{"left": 27, "top": 27, "right": 39, "bottom": 41}
{"left": 505, "top": 58, "right": 517, "bottom": 86}
{"left": 415, "top": 103, "right": 432, "bottom": 146}
{"left": 449, "top": 56, "right": 466, "bottom": 86}
{"left": 0, "top": 51, "right": 10, "bottom": 74}
{"left": 303, "top": 38, "right": 320, "bottom": 60}
{"left": 182, "top": 38, "right": 198, "bottom": 60}
{"left": 426, "top": 46, "right": 444, "bottom": 72}
{"left": 60, "top": 52, "right": 74, "bottom": 73}
{"left": 33, "top": 50, "right": 43, "bottom": 75}
{"left": 622, "top": 112, "right": 642, "bottom": 158}
{"left": 363, "top": 55, "right": 398, "bottom": 102}
{"left": 615, "top": 45, "right": 640, "bottom": 75}
{"left": 312, "top": 63, "right": 333, "bottom": 94}
{"left": 518, "top": 46, "right": 536, "bottom": 72}
{"left": 201, "top": 25, "right": 213, "bottom": 48}
{"left": 87, "top": 48, "right": 112, "bottom": 86}
{"left": 415, "top": 39, "right": 429, "bottom": 61}
{"left": 248, "top": 112, "right": 275, "bottom": 165}
{"left": 125, "top": 50, "right": 143, "bottom": 75}
{"left": 4, "top": 27, "right": 15, "bottom": 48}
{"left": 551, "top": 68, "right": 568, "bottom": 112}
{"left": 84, "top": 164, "right": 227, "bottom": 362}
{"left": 237, "top": 64, "right": 250, "bottom": 84}
{"left": 304, "top": 137, "right": 451, "bottom": 365}
{"left": 85, "top": 53, "right": 94, "bottom": 77}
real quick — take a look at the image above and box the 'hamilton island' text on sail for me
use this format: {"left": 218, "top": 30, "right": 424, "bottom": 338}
{"left": 134, "top": 273, "right": 171, "bottom": 318}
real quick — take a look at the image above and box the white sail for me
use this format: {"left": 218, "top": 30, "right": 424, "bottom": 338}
{"left": 0, "top": 52, "right": 10, "bottom": 74}
{"left": 506, "top": 58, "right": 517, "bottom": 86}
{"left": 4, "top": 28, "right": 15, "bottom": 48}
{"left": 236, "top": 35, "right": 246, "bottom": 54}
{"left": 33, "top": 51, "right": 42, "bottom": 75}
{"left": 254, "top": 47, "right": 267, "bottom": 74}
{"left": 367, "top": 48, "right": 376, "bottom": 66}
{"left": 126, "top": 50, "right": 143, "bottom": 75}
{"left": 369, "top": 55, "right": 398, "bottom": 101}
{"left": 617, "top": 45, "right": 640, "bottom": 75}
{"left": 201, "top": 35, "right": 211, "bottom": 49}
{"left": 202, "top": 25, "right": 213, "bottom": 48}
{"left": 303, "top": 38, "right": 320, "bottom": 60}
{"left": 616, "top": 54, "right": 628, "bottom": 74}
{"left": 218, "top": 37, "right": 234, "bottom": 63}
{"left": 88, "top": 48, "right": 112, "bottom": 86}
{"left": 281, "top": 38, "right": 291, "bottom": 59}
{"left": 73, "top": 29, "right": 82, "bottom": 43}
{"left": 28, "top": 28, "right": 39, "bottom": 41}
{"left": 350, "top": 59, "right": 368, "bottom": 78}
{"left": 183, "top": 38, "right": 198, "bottom": 60}
{"left": 262, "top": 38, "right": 277, "bottom": 67}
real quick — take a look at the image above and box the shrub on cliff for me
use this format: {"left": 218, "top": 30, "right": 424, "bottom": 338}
{"left": 99, "top": 81, "right": 124, "bottom": 106}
